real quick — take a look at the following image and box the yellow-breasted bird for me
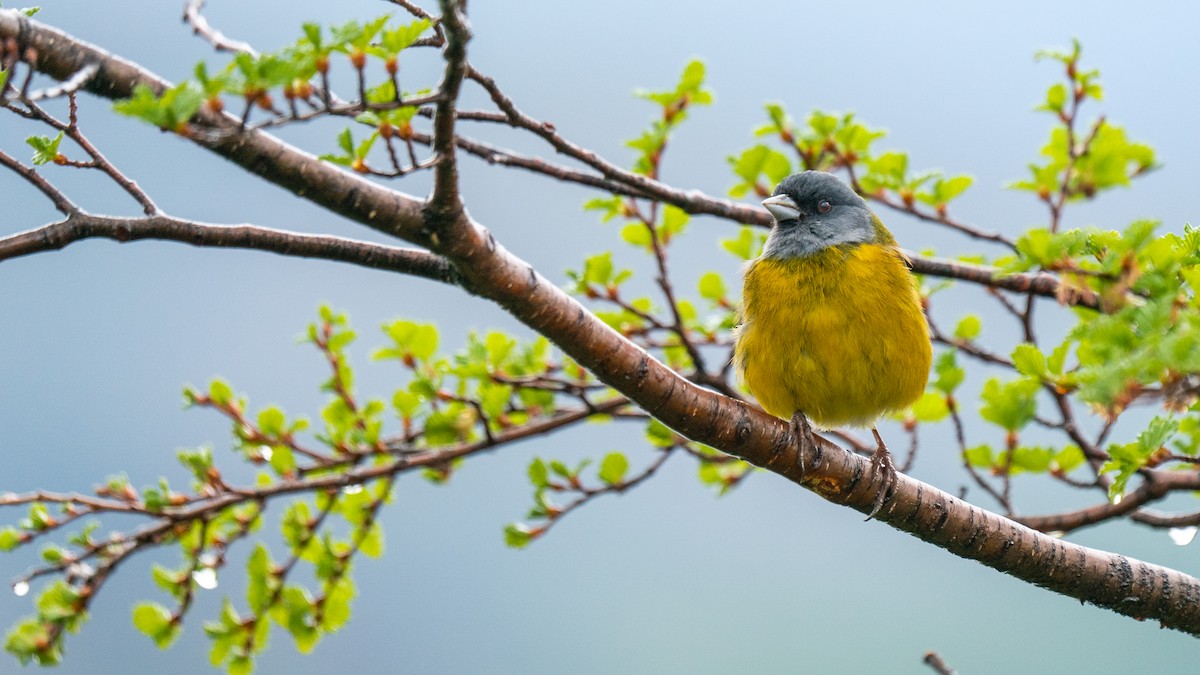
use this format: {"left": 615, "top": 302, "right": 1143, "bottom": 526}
{"left": 734, "top": 171, "right": 932, "bottom": 519}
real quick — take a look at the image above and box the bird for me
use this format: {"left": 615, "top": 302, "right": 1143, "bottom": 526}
{"left": 734, "top": 170, "right": 932, "bottom": 520}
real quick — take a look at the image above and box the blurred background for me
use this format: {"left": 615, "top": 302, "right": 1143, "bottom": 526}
{"left": 3, "top": 1, "right": 1200, "bottom": 672}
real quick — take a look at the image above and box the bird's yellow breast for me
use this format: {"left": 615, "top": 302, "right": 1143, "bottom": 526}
{"left": 735, "top": 243, "right": 932, "bottom": 428}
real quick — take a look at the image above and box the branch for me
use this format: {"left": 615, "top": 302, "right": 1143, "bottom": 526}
{"left": 0, "top": 212, "right": 459, "bottom": 284}
{"left": 182, "top": 0, "right": 257, "bottom": 55}
{"left": 24, "top": 62, "right": 96, "bottom": 101}
{"left": 6, "top": 92, "right": 160, "bottom": 213}
{"left": 410, "top": 128, "right": 659, "bottom": 200}
{"left": 6, "top": 9, "right": 1200, "bottom": 637}
{"left": 910, "top": 254, "right": 1101, "bottom": 311}
{"left": 0, "top": 149, "right": 77, "bottom": 214}
{"left": 532, "top": 447, "right": 673, "bottom": 540}
{"left": 427, "top": 0, "right": 468, "bottom": 217}
{"left": 923, "top": 651, "right": 957, "bottom": 675}
{"left": 1018, "top": 472, "right": 1200, "bottom": 534}
{"left": 465, "top": 65, "right": 766, "bottom": 224}
{"left": 844, "top": 163, "right": 1014, "bottom": 249}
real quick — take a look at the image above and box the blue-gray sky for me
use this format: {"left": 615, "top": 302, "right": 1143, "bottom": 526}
{"left": 3, "top": 1, "right": 1200, "bottom": 673}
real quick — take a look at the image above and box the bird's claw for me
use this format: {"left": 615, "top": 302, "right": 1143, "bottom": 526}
{"left": 789, "top": 411, "right": 814, "bottom": 477}
{"left": 865, "top": 427, "right": 897, "bottom": 521}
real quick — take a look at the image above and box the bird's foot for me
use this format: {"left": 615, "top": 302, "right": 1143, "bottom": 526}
{"left": 789, "top": 411, "right": 815, "bottom": 476}
{"left": 865, "top": 427, "right": 897, "bottom": 522}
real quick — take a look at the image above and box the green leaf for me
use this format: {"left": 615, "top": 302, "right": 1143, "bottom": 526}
{"left": 26, "top": 132, "right": 63, "bottom": 165}
{"left": 621, "top": 223, "right": 652, "bottom": 249}
{"left": 209, "top": 379, "right": 234, "bottom": 406}
{"left": 659, "top": 205, "right": 689, "bottom": 243}
{"left": 910, "top": 392, "right": 949, "bottom": 423}
{"left": 1012, "top": 344, "right": 1051, "bottom": 380}
{"left": 229, "top": 656, "right": 254, "bottom": 675}
{"left": 0, "top": 526, "right": 23, "bottom": 551}
{"left": 36, "top": 581, "right": 83, "bottom": 626}
{"left": 696, "top": 456, "right": 751, "bottom": 496}
{"left": 113, "top": 82, "right": 203, "bottom": 132}
{"left": 583, "top": 195, "right": 624, "bottom": 222}
{"left": 932, "top": 351, "right": 964, "bottom": 395}
{"left": 528, "top": 458, "right": 549, "bottom": 488}
{"left": 272, "top": 585, "right": 317, "bottom": 652}
{"left": 754, "top": 101, "right": 794, "bottom": 138}
{"left": 1101, "top": 419, "right": 1179, "bottom": 499}
{"left": 1047, "top": 340, "right": 1072, "bottom": 375}
{"left": 979, "top": 377, "right": 1041, "bottom": 431}
{"left": 269, "top": 445, "right": 296, "bottom": 476}
{"left": 257, "top": 406, "right": 285, "bottom": 436}
{"left": 151, "top": 564, "right": 186, "bottom": 598}
{"left": 40, "top": 545, "right": 64, "bottom": 564}
{"left": 548, "top": 460, "right": 571, "bottom": 479}
{"left": 320, "top": 577, "right": 354, "bottom": 632}
{"left": 484, "top": 331, "right": 516, "bottom": 369}
{"left": 964, "top": 444, "right": 993, "bottom": 468}
{"left": 935, "top": 175, "right": 974, "bottom": 203}
{"left": 1040, "top": 83, "right": 1067, "bottom": 112}
{"left": 354, "top": 131, "right": 378, "bottom": 160}
{"left": 359, "top": 523, "right": 384, "bottom": 558}
{"left": 132, "top": 603, "right": 179, "bottom": 649}
{"left": 392, "top": 390, "right": 421, "bottom": 418}
{"left": 862, "top": 151, "right": 909, "bottom": 190}
{"left": 336, "top": 127, "right": 354, "bottom": 155}
{"left": 1054, "top": 445, "right": 1085, "bottom": 473}
{"left": 1003, "top": 446, "right": 1050, "bottom": 474}
{"left": 598, "top": 452, "right": 629, "bottom": 485}
{"left": 953, "top": 315, "right": 981, "bottom": 341}
{"left": 726, "top": 145, "right": 791, "bottom": 198}
{"left": 698, "top": 272, "right": 726, "bottom": 302}
{"left": 22, "top": 502, "right": 51, "bottom": 530}
{"left": 645, "top": 419, "right": 675, "bottom": 447}
{"left": 380, "top": 18, "right": 431, "bottom": 53}
{"left": 6, "top": 618, "right": 57, "bottom": 666}
{"left": 504, "top": 523, "right": 537, "bottom": 548}
{"left": 583, "top": 252, "right": 614, "bottom": 286}
{"left": 722, "top": 227, "right": 754, "bottom": 260}
{"left": 377, "top": 320, "right": 439, "bottom": 362}
{"left": 1138, "top": 416, "right": 1177, "bottom": 454}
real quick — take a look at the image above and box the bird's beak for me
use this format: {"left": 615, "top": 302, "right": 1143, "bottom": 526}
{"left": 761, "top": 194, "right": 801, "bottom": 222}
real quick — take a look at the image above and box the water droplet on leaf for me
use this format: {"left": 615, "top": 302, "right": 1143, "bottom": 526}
{"left": 192, "top": 567, "right": 218, "bottom": 590}
{"left": 1169, "top": 526, "right": 1198, "bottom": 546}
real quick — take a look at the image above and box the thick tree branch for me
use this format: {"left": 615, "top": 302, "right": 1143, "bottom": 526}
{"left": 4, "top": 9, "right": 1199, "bottom": 637}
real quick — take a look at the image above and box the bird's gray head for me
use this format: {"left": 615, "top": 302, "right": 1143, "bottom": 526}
{"left": 759, "top": 171, "right": 877, "bottom": 259}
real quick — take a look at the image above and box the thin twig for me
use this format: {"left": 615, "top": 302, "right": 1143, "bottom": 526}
{"left": 426, "top": 0, "right": 470, "bottom": 217}
{"left": 1018, "top": 471, "right": 1200, "bottom": 533}
{"left": 0, "top": 149, "right": 77, "bottom": 214}
{"left": 182, "top": 0, "right": 258, "bottom": 55}
{"left": 25, "top": 62, "right": 97, "bottom": 101}
{"left": 923, "top": 651, "right": 957, "bottom": 675}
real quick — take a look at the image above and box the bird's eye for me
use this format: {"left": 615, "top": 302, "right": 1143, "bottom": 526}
{"left": 817, "top": 199, "right": 832, "bottom": 214}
